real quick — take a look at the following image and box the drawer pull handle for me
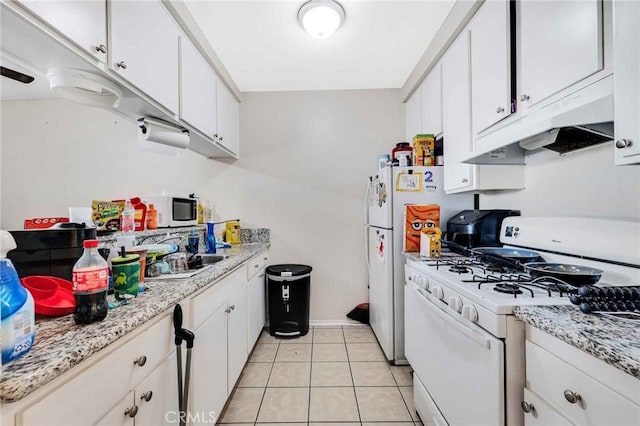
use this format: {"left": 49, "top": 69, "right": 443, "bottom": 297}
{"left": 133, "top": 355, "right": 147, "bottom": 367}
{"left": 521, "top": 401, "right": 535, "bottom": 414}
{"left": 125, "top": 405, "right": 139, "bottom": 418}
{"left": 116, "top": 61, "right": 127, "bottom": 69}
{"left": 563, "top": 389, "right": 581, "bottom": 404}
{"left": 95, "top": 44, "right": 107, "bottom": 54}
{"left": 140, "top": 391, "right": 153, "bottom": 402}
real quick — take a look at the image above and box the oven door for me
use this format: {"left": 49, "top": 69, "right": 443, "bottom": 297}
{"left": 405, "top": 281, "right": 505, "bottom": 426}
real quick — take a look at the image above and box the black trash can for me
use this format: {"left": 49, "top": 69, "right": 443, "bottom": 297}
{"left": 266, "top": 264, "right": 312, "bottom": 337}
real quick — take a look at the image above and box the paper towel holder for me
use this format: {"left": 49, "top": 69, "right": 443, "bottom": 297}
{"left": 137, "top": 116, "right": 190, "bottom": 149}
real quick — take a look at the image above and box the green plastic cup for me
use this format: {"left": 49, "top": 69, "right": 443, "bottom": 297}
{"left": 111, "top": 251, "right": 140, "bottom": 301}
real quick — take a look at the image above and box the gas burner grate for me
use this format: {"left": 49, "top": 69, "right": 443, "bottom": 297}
{"left": 493, "top": 283, "right": 523, "bottom": 295}
{"left": 449, "top": 265, "right": 471, "bottom": 274}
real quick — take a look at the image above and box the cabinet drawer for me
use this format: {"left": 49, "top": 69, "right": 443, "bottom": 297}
{"left": 526, "top": 341, "right": 640, "bottom": 425}
{"left": 192, "top": 267, "right": 244, "bottom": 329}
{"left": 522, "top": 388, "right": 572, "bottom": 426}
{"left": 247, "top": 251, "right": 268, "bottom": 281}
{"left": 22, "top": 313, "right": 174, "bottom": 426}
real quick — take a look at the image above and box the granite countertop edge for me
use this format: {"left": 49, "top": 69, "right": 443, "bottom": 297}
{"left": 513, "top": 305, "right": 640, "bottom": 379}
{"left": 0, "top": 242, "right": 270, "bottom": 403}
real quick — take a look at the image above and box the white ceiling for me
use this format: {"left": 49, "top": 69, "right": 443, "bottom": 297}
{"left": 185, "top": 0, "right": 455, "bottom": 92}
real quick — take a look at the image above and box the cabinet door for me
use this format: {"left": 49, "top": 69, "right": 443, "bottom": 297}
{"left": 110, "top": 0, "right": 179, "bottom": 113}
{"left": 441, "top": 31, "right": 474, "bottom": 193}
{"left": 96, "top": 391, "right": 135, "bottom": 426}
{"left": 470, "top": 0, "right": 511, "bottom": 134}
{"left": 227, "top": 285, "right": 248, "bottom": 392}
{"left": 613, "top": 0, "right": 640, "bottom": 165}
{"left": 216, "top": 80, "right": 239, "bottom": 155}
{"left": 522, "top": 388, "right": 572, "bottom": 426}
{"left": 20, "top": 0, "right": 107, "bottom": 62}
{"left": 248, "top": 269, "right": 266, "bottom": 348}
{"left": 518, "top": 0, "right": 603, "bottom": 108}
{"left": 191, "top": 304, "right": 228, "bottom": 421}
{"left": 421, "top": 64, "right": 442, "bottom": 136}
{"left": 135, "top": 353, "right": 179, "bottom": 426}
{"left": 180, "top": 35, "right": 217, "bottom": 138}
{"left": 405, "top": 86, "right": 422, "bottom": 141}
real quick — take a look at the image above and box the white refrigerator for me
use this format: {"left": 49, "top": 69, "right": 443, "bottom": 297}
{"left": 365, "top": 166, "right": 473, "bottom": 363}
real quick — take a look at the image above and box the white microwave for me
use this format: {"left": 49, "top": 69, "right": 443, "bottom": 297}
{"left": 144, "top": 196, "right": 198, "bottom": 228}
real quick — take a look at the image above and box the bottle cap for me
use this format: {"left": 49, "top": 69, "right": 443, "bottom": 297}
{"left": 0, "top": 230, "right": 17, "bottom": 258}
{"left": 83, "top": 239, "right": 99, "bottom": 249}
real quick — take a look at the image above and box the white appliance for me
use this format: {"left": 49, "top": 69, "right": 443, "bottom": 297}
{"left": 143, "top": 195, "right": 198, "bottom": 228}
{"left": 365, "top": 165, "right": 473, "bottom": 363}
{"left": 404, "top": 216, "right": 640, "bottom": 426}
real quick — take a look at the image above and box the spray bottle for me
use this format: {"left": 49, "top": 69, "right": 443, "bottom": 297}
{"left": 1, "top": 230, "right": 35, "bottom": 364}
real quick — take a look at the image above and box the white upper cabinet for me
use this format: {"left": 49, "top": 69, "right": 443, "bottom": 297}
{"left": 421, "top": 64, "right": 442, "bottom": 137}
{"left": 216, "top": 79, "right": 240, "bottom": 156}
{"left": 180, "top": 35, "right": 217, "bottom": 138}
{"left": 613, "top": 0, "right": 640, "bottom": 165}
{"left": 20, "top": 0, "right": 107, "bottom": 62}
{"left": 441, "top": 31, "right": 474, "bottom": 193}
{"left": 469, "top": 0, "right": 511, "bottom": 134}
{"left": 405, "top": 85, "right": 422, "bottom": 141}
{"left": 518, "top": 0, "right": 603, "bottom": 109}
{"left": 110, "top": 0, "right": 180, "bottom": 114}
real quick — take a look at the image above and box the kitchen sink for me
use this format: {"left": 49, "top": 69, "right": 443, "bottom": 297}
{"left": 197, "top": 253, "right": 228, "bottom": 264}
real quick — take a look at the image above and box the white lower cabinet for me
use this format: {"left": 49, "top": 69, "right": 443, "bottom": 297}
{"left": 191, "top": 304, "right": 229, "bottom": 424}
{"left": 21, "top": 313, "right": 175, "bottom": 426}
{"left": 97, "top": 353, "right": 179, "bottom": 426}
{"left": 247, "top": 269, "right": 266, "bottom": 348}
{"left": 523, "top": 326, "right": 640, "bottom": 426}
{"left": 190, "top": 265, "right": 251, "bottom": 423}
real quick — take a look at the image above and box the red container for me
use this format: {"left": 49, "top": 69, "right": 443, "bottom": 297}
{"left": 391, "top": 142, "right": 413, "bottom": 162}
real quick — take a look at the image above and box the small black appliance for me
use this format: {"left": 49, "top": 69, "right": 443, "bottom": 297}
{"left": 445, "top": 209, "right": 520, "bottom": 251}
{"left": 8, "top": 224, "right": 97, "bottom": 280}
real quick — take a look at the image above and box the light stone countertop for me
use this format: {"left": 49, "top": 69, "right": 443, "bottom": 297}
{"left": 514, "top": 305, "right": 640, "bottom": 379}
{"left": 0, "top": 242, "right": 269, "bottom": 403}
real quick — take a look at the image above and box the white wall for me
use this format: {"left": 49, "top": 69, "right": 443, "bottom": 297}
{"left": 1, "top": 89, "right": 404, "bottom": 321}
{"left": 480, "top": 143, "right": 640, "bottom": 219}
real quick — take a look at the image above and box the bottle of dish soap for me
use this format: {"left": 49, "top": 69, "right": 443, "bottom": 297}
{"left": 1, "top": 230, "right": 35, "bottom": 364}
{"left": 206, "top": 221, "right": 217, "bottom": 254}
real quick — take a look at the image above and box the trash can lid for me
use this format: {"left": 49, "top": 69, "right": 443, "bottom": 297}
{"left": 266, "top": 264, "right": 312, "bottom": 277}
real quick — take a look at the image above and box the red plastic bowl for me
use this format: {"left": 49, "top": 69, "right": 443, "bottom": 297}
{"left": 21, "top": 275, "right": 75, "bottom": 316}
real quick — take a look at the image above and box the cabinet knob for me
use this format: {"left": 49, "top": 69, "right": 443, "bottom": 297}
{"left": 563, "top": 389, "right": 582, "bottom": 404}
{"left": 461, "top": 178, "right": 468, "bottom": 183}
{"left": 133, "top": 355, "right": 147, "bottom": 367}
{"left": 214, "top": 134, "right": 218, "bottom": 138}
{"left": 254, "top": 264, "right": 260, "bottom": 268}
{"left": 520, "top": 94, "right": 530, "bottom": 102}
{"left": 116, "top": 61, "right": 127, "bottom": 69}
{"left": 521, "top": 401, "right": 534, "bottom": 414}
{"left": 264, "top": 257, "right": 268, "bottom": 261}
{"left": 225, "top": 307, "right": 231, "bottom": 314}
{"left": 496, "top": 107, "right": 505, "bottom": 114}
{"left": 125, "top": 405, "right": 139, "bottom": 418}
{"left": 219, "top": 136, "right": 224, "bottom": 141}
{"left": 615, "top": 139, "right": 633, "bottom": 149}
{"left": 259, "top": 273, "right": 265, "bottom": 278}
{"left": 140, "top": 391, "right": 153, "bottom": 402}
{"left": 94, "top": 44, "right": 107, "bottom": 54}
{"left": 229, "top": 305, "right": 235, "bottom": 310}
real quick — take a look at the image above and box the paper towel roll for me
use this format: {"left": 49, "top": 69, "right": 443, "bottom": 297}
{"left": 138, "top": 120, "right": 190, "bottom": 149}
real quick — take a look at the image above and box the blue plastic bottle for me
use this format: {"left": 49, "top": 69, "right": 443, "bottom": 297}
{"left": 206, "top": 221, "right": 217, "bottom": 254}
{"left": 1, "top": 230, "right": 35, "bottom": 364}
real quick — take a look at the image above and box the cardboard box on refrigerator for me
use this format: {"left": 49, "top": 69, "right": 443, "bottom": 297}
{"left": 403, "top": 204, "right": 440, "bottom": 252}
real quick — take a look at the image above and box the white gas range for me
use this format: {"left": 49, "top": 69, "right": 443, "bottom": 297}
{"left": 404, "top": 216, "right": 640, "bottom": 426}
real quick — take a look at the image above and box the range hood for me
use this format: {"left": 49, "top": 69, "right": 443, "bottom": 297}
{"left": 464, "top": 75, "right": 614, "bottom": 164}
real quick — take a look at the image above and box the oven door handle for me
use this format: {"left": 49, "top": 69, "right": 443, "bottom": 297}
{"left": 417, "top": 287, "right": 491, "bottom": 349}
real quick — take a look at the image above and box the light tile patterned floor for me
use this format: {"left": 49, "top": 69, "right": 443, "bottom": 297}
{"left": 218, "top": 326, "right": 423, "bottom": 425}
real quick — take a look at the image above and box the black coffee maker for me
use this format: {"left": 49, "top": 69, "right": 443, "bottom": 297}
{"left": 445, "top": 210, "right": 520, "bottom": 251}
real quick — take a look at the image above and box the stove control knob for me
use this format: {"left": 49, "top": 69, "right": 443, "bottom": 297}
{"left": 448, "top": 296, "right": 463, "bottom": 313}
{"left": 431, "top": 286, "right": 444, "bottom": 300}
{"left": 462, "top": 305, "right": 479, "bottom": 322}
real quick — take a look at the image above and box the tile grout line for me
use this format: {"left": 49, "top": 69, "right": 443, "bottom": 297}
{"left": 343, "top": 325, "right": 363, "bottom": 424}
{"left": 253, "top": 337, "right": 278, "bottom": 423}
{"left": 307, "top": 327, "right": 314, "bottom": 423}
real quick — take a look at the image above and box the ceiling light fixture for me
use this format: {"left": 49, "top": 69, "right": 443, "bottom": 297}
{"left": 297, "top": 0, "right": 345, "bottom": 39}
